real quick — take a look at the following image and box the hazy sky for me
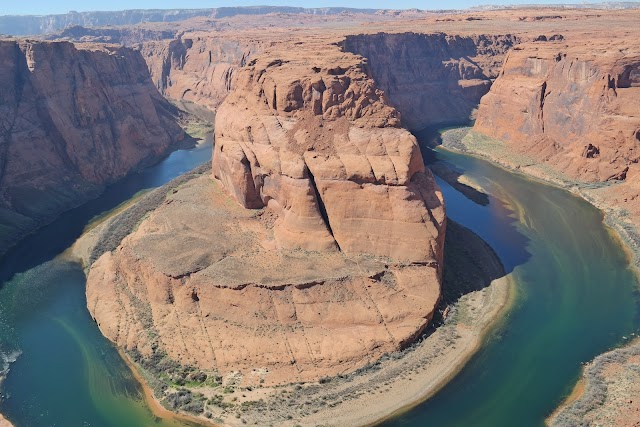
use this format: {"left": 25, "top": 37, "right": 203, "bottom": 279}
{"left": 1, "top": 0, "right": 624, "bottom": 16}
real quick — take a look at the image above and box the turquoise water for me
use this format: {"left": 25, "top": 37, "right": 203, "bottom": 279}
{"left": 0, "top": 139, "right": 212, "bottom": 426}
{"left": 383, "top": 147, "right": 639, "bottom": 426}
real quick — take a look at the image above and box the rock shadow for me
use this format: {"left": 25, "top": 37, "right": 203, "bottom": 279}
{"left": 414, "top": 125, "right": 490, "bottom": 207}
{"left": 440, "top": 220, "right": 505, "bottom": 306}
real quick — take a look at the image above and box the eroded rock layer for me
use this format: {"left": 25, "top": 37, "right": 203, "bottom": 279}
{"left": 87, "top": 41, "right": 446, "bottom": 386}
{"left": 342, "top": 32, "right": 518, "bottom": 129}
{"left": 212, "top": 42, "right": 446, "bottom": 263}
{"left": 0, "top": 40, "right": 184, "bottom": 254}
{"left": 141, "top": 36, "right": 262, "bottom": 116}
{"left": 474, "top": 40, "right": 640, "bottom": 183}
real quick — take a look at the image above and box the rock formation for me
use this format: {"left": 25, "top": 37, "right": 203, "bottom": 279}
{"left": 474, "top": 39, "right": 640, "bottom": 183}
{"left": 86, "top": 40, "right": 446, "bottom": 387}
{"left": 141, "top": 36, "right": 262, "bottom": 117}
{"left": 342, "top": 32, "right": 518, "bottom": 129}
{"left": 0, "top": 39, "right": 185, "bottom": 255}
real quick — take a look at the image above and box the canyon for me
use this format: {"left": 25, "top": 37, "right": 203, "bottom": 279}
{"left": 0, "top": 5, "right": 639, "bottom": 427}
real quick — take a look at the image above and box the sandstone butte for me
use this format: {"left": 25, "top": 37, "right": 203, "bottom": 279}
{"left": 0, "top": 39, "right": 185, "bottom": 255}
{"left": 87, "top": 37, "right": 448, "bottom": 387}
{"left": 4, "top": 6, "right": 639, "bottom": 423}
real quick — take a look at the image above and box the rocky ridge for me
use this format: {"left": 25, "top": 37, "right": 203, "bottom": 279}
{"left": 0, "top": 7, "right": 395, "bottom": 36}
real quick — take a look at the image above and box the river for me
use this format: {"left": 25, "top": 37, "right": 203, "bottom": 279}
{"left": 0, "top": 134, "right": 638, "bottom": 426}
{"left": 383, "top": 145, "right": 640, "bottom": 426}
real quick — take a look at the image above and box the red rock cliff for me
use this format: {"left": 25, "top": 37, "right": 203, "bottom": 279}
{"left": 0, "top": 40, "right": 184, "bottom": 254}
{"left": 474, "top": 40, "right": 640, "bottom": 182}
{"left": 341, "top": 32, "right": 519, "bottom": 130}
{"left": 141, "top": 35, "right": 262, "bottom": 116}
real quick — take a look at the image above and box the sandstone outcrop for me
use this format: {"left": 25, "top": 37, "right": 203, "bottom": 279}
{"left": 212, "top": 44, "right": 446, "bottom": 261}
{"left": 474, "top": 39, "right": 640, "bottom": 183}
{"left": 141, "top": 36, "right": 262, "bottom": 116}
{"left": 87, "top": 173, "right": 443, "bottom": 386}
{"left": 0, "top": 39, "right": 184, "bottom": 255}
{"left": 342, "top": 32, "right": 518, "bottom": 129}
{"left": 86, "top": 41, "right": 446, "bottom": 387}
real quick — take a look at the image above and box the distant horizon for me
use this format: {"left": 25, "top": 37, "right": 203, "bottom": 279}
{"left": 2, "top": 0, "right": 639, "bottom": 17}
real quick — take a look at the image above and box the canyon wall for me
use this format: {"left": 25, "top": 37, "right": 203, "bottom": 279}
{"left": 140, "top": 36, "right": 263, "bottom": 116}
{"left": 0, "top": 40, "right": 184, "bottom": 255}
{"left": 474, "top": 40, "right": 640, "bottom": 183}
{"left": 86, "top": 40, "right": 446, "bottom": 387}
{"left": 342, "top": 32, "right": 519, "bottom": 130}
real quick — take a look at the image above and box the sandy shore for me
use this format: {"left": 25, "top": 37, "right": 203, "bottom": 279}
{"left": 548, "top": 339, "right": 640, "bottom": 427}
{"left": 118, "top": 348, "right": 220, "bottom": 427}
{"left": 0, "top": 413, "right": 14, "bottom": 427}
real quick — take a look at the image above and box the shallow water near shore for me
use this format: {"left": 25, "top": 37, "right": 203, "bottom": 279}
{"left": 382, "top": 146, "right": 640, "bottom": 426}
{"left": 0, "top": 138, "right": 212, "bottom": 426}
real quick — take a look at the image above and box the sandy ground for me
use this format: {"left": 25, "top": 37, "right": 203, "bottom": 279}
{"left": 548, "top": 339, "right": 640, "bottom": 427}
{"left": 0, "top": 413, "right": 14, "bottom": 427}
{"left": 439, "top": 127, "right": 640, "bottom": 427}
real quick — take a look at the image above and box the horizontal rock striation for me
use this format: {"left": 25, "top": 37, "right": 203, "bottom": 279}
{"left": 341, "top": 32, "right": 519, "bottom": 130}
{"left": 212, "top": 44, "right": 446, "bottom": 263}
{"left": 0, "top": 39, "right": 184, "bottom": 255}
{"left": 474, "top": 40, "right": 640, "bottom": 183}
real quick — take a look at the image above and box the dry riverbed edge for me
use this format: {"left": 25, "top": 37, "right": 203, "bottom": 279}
{"left": 438, "top": 127, "right": 640, "bottom": 427}
{"left": 71, "top": 160, "right": 515, "bottom": 427}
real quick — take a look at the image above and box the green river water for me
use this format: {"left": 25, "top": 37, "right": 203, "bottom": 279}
{"left": 0, "top": 135, "right": 638, "bottom": 426}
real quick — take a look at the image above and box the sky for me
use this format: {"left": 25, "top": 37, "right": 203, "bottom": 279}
{"left": 0, "top": 0, "right": 626, "bottom": 16}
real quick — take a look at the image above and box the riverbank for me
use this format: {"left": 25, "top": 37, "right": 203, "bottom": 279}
{"left": 438, "top": 127, "right": 640, "bottom": 427}
{"left": 439, "top": 127, "right": 640, "bottom": 270}
{"left": 0, "top": 413, "right": 13, "bottom": 427}
{"left": 548, "top": 339, "right": 640, "bottom": 426}
{"left": 72, "top": 158, "right": 514, "bottom": 426}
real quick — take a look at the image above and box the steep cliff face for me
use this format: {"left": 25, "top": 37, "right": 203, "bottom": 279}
{"left": 213, "top": 43, "right": 446, "bottom": 263}
{"left": 341, "top": 32, "right": 519, "bottom": 130}
{"left": 474, "top": 40, "right": 640, "bottom": 182}
{"left": 0, "top": 40, "right": 184, "bottom": 254}
{"left": 141, "top": 36, "right": 262, "bottom": 116}
{"left": 86, "top": 40, "right": 446, "bottom": 387}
